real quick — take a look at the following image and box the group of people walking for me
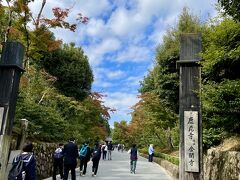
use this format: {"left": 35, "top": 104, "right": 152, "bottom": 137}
{"left": 8, "top": 140, "right": 154, "bottom": 180}
{"left": 52, "top": 138, "right": 114, "bottom": 180}
{"left": 101, "top": 142, "right": 113, "bottom": 160}
{"left": 8, "top": 138, "right": 113, "bottom": 180}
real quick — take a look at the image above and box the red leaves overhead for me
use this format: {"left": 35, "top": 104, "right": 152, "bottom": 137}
{"left": 90, "top": 92, "right": 116, "bottom": 120}
{"left": 41, "top": 7, "right": 88, "bottom": 32}
{"left": 77, "top": 13, "right": 89, "bottom": 24}
{"left": 52, "top": 7, "right": 69, "bottom": 21}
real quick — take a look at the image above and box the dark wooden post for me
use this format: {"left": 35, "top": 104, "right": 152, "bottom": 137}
{"left": 178, "top": 33, "right": 203, "bottom": 180}
{"left": 0, "top": 42, "right": 24, "bottom": 180}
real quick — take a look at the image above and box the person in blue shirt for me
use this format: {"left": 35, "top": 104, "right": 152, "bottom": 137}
{"left": 148, "top": 144, "right": 154, "bottom": 162}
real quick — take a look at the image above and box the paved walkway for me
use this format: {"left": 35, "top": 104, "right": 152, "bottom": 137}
{"left": 45, "top": 150, "right": 172, "bottom": 180}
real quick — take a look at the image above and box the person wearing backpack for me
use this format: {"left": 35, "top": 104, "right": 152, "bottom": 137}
{"left": 91, "top": 143, "right": 101, "bottom": 177}
{"left": 8, "top": 142, "right": 36, "bottom": 180}
{"left": 79, "top": 142, "right": 91, "bottom": 176}
{"left": 52, "top": 143, "right": 64, "bottom": 180}
{"left": 101, "top": 142, "right": 107, "bottom": 160}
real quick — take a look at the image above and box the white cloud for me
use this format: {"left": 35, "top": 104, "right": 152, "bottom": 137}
{"left": 125, "top": 75, "right": 143, "bottom": 87}
{"left": 137, "top": 0, "right": 174, "bottom": 18}
{"left": 107, "top": 8, "right": 134, "bottom": 36}
{"left": 93, "top": 68, "right": 125, "bottom": 88}
{"left": 103, "top": 92, "right": 139, "bottom": 113}
{"left": 148, "top": 14, "right": 178, "bottom": 45}
{"left": 94, "top": 81, "right": 113, "bottom": 88}
{"left": 85, "top": 19, "right": 106, "bottom": 37}
{"left": 107, "top": 7, "right": 149, "bottom": 38}
{"left": 93, "top": 68, "right": 110, "bottom": 88}
{"left": 72, "top": 0, "right": 112, "bottom": 17}
{"left": 84, "top": 38, "right": 121, "bottom": 66}
{"left": 115, "top": 46, "right": 152, "bottom": 63}
{"left": 106, "top": 70, "right": 125, "bottom": 79}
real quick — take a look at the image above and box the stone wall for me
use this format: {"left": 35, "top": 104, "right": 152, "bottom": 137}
{"left": 141, "top": 149, "right": 240, "bottom": 180}
{"left": 33, "top": 142, "right": 57, "bottom": 179}
{"left": 204, "top": 148, "right": 240, "bottom": 180}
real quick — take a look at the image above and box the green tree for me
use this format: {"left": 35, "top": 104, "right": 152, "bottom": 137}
{"left": 112, "top": 121, "right": 129, "bottom": 145}
{"left": 42, "top": 44, "right": 94, "bottom": 100}
{"left": 201, "top": 17, "right": 240, "bottom": 134}
{"left": 218, "top": 0, "right": 240, "bottom": 21}
{"left": 135, "top": 8, "right": 202, "bottom": 150}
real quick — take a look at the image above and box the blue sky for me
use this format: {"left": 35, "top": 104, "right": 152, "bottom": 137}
{"left": 30, "top": 0, "right": 217, "bottom": 127}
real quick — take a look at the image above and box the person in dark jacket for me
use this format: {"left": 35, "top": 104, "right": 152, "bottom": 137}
{"left": 62, "top": 138, "right": 78, "bottom": 180}
{"left": 129, "top": 144, "right": 138, "bottom": 174}
{"left": 52, "top": 143, "right": 64, "bottom": 180}
{"left": 91, "top": 143, "right": 101, "bottom": 177}
{"left": 79, "top": 142, "right": 91, "bottom": 176}
{"left": 107, "top": 142, "right": 113, "bottom": 160}
{"left": 8, "top": 142, "right": 36, "bottom": 180}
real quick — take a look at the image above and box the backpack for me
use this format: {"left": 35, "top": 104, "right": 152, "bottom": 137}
{"left": 53, "top": 148, "right": 63, "bottom": 159}
{"left": 79, "top": 145, "right": 88, "bottom": 157}
{"left": 8, "top": 155, "right": 25, "bottom": 180}
{"left": 92, "top": 147, "right": 101, "bottom": 161}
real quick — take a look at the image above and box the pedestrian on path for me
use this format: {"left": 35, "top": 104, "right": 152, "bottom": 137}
{"left": 128, "top": 144, "right": 138, "bottom": 174}
{"left": 122, "top": 144, "right": 125, "bottom": 152}
{"left": 62, "top": 138, "right": 78, "bottom": 180}
{"left": 107, "top": 141, "right": 113, "bottom": 160}
{"left": 91, "top": 143, "right": 101, "bottom": 177}
{"left": 79, "top": 142, "right": 91, "bottom": 176}
{"left": 101, "top": 142, "right": 107, "bottom": 160}
{"left": 52, "top": 143, "right": 64, "bottom": 180}
{"left": 148, "top": 144, "right": 154, "bottom": 162}
{"left": 8, "top": 142, "right": 36, "bottom": 180}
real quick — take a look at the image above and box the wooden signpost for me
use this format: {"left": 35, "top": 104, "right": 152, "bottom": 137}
{"left": 178, "top": 33, "right": 203, "bottom": 180}
{"left": 0, "top": 42, "right": 24, "bottom": 180}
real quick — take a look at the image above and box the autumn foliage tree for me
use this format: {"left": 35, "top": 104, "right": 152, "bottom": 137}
{"left": 0, "top": 0, "right": 112, "bottom": 143}
{"left": 0, "top": 0, "right": 88, "bottom": 66}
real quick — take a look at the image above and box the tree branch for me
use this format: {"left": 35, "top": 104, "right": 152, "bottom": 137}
{"left": 36, "top": 0, "right": 46, "bottom": 28}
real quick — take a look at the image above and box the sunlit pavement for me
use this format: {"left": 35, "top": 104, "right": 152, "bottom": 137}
{"left": 45, "top": 150, "right": 172, "bottom": 180}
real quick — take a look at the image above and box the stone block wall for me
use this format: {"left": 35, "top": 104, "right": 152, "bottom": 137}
{"left": 204, "top": 148, "right": 240, "bottom": 180}
{"left": 33, "top": 142, "right": 57, "bottom": 179}
{"left": 141, "top": 149, "right": 240, "bottom": 180}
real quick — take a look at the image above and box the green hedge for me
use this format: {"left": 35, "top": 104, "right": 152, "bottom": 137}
{"left": 139, "top": 149, "right": 179, "bottom": 165}
{"left": 155, "top": 152, "right": 179, "bottom": 165}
